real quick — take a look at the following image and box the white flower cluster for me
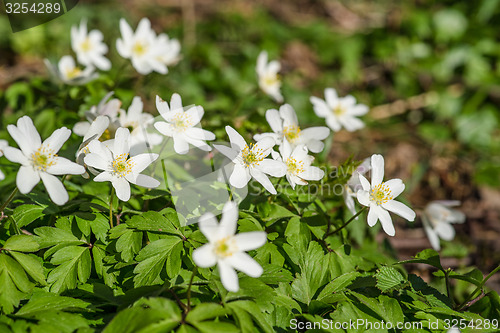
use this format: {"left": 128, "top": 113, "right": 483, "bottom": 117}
{"left": 45, "top": 17, "right": 181, "bottom": 84}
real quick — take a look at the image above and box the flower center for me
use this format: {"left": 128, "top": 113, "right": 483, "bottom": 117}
{"left": 286, "top": 157, "right": 304, "bottom": 175}
{"left": 65, "top": 67, "right": 82, "bottom": 79}
{"left": 112, "top": 153, "right": 134, "bottom": 178}
{"left": 241, "top": 143, "right": 265, "bottom": 167}
{"left": 262, "top": 74, "right": 279, "bottom": 87}
{"left": 80, "top": 38, "right": 92, "bottom": 52}
{"left": 172, "top": 113, "right": 193, "bottom": 132}
{"left": 132, "top": 42, "right": 148, "bottom": 56}
{"left": 333, "top": 105, "right": 346, "bottom": 116}
{"left": 283, "top": 125, "right": 301, "bottom": 143}
{"left": 214, "top": 237, "right": 237, "bottom": 258}
{"left": 370, "top": 182, "right": 393, "bottom": 205}
{"left": 30, "top": 146, "right": 56, "bottom": 172}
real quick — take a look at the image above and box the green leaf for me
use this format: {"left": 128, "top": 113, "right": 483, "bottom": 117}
{"left": 0, "top": 253, "right": 33, "bottom": 313}
{"left": 34, "top": 226, "right": 85, "bottom": 250}
{"left": 47, "top": 246, "right": 90, "bottom": 294}
{"left": 396, "top": 249, "right": 443, "bottom": 271}
{"left": 16, "top": 292, "right": 91, "bottom": 316}
{"left": 375, "top": 266, "right": 406, "bottom": 292}
{"left": 127, "top": 210, "right": 182, "bottom": 235}
{"left": 133, "top": 236, "right": 183, "bottom": 287}
{"left": 11, "top": 204, "right": 46, "bottom": 228}
{"left": 109, "top": 224, "right": 143, "bottom": 262}
{"left": 186, "top": 303, "right": 228, "bottom": 323}
{"left": 3, "top": 235, "right": 40, "bottom": 252}
{"left": 8, "top": 252, "right": 45, "bottom": 285}
{"left": 191, "top": 321, "right": 238, "bottom": 333}
{"left": 226, "top": 301, "right": 274, "bottom": 333}
{"left": 317, "top": 271, "right": 361, "bottom": 302}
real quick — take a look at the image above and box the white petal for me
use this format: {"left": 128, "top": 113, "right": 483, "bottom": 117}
{"left": 94, "top": 172, "right": 113, "bottom": 182}
{"left": 279, "top": 104, "right": 298, "bottom": 128}
{"left": 299, "top": 166, "right": 324, "bottom": 181}
{"left": 84, "top": 152, "right": 110, "bottom": 171}
{"left": 3, "top": 147, "right": 28, "bottom": 165}
{"left": 350, "top": 104, "right": 369, "bottom": 116}
{"left": 382, "top": 200, "right": 416, "bottom": 222}
{"left": 83, "top": 116, "right": 109, "bottom": 142}
{"left": 154, "top": 121, "right": 174, "bottom": 137}
{"left": 339, "top": 116, "right": 365, "bottom": 132}
{"left": 218, "top": 260, "right": 239, "bottom": 292}
{"left": 198, "top": 213, "right": 220, "bottom": 242}
{"left": 129, "top": 154, "right": 158, "bottom": 174}
{"left": 192, "top": 244, "right": 217, "bottom": 268}
{"left": 250, "top": 168, "right": 276, "bottom": 194}
{"left": 435, "top": 222, "right": 455, "bottom": 241}
{"left": 226, "top": 252, "right": 263, "bottom": 278}
{"left": 214, "top": 145, "right": 239, "bottom": 161}
{"left": 370, "top": 154, "right": 384, "bottom": 186}
{"left": 265, "top": 109, "right": 283, "bottom": 134}
{"left": 229, "top": 164, "right": 251, "bottom": 188}
{"left": 358, "top": 174, "right": 371, "bottom": 191}
{"left": 422, "top": 216, "right": 441, "bottom": 251}
{"left": 226, "top": 126, "right": 247, "bottom": 151}
{"left": 112, "top": 177, "right": 131, "bottom": 201}
{"left": 257, "top": 159, "right": 286, "bottom": 177}
{"left": 43, "top": 127, "right": 71, "bottom": 153}
{"left": 367, "top": 207, "right": 378, "bottom": 227}
{"left": 170, "top": 93, "right": 183, "bottom": 111}
{"left": 299, "top": 126, "right": 330, "bottom": 142}
{"left": 218, "top": 201, "right": 238, "bottom": 238}
{"left": 384, "top": 178, "right": 405, "bottom": 198}
{"left": 129, "top": 174, "right": 160, "bottom": 188}
{"left": 356, "top": 190, "right": 370, "bottom": 207}
{"left": 172, "top": 134, "right": 190, "bottom": 154}
{"left": 375, "top": 206, "right": 395, "bottom": 236}
{"left": 325, "top": 116, "right": 342, "bottom": 132}
{"left": 185, "top": 127, "right": 215, "bottom": 141}
{"left": 324, "top": 88, "right": 339, "bottom": 107}
{"left": 46, "top": 157, "right": 85, "bottom": 175}
{"left": 17, "top": 166, "right": 40, "bottom": 194}
{"left": 40, "top": 173, "right": 68, "bottom": 205}
{"left": 233, "top": 231, "right": 267, "bottom": 251}
{"left": 113, "top": 128, "right": 131, "bottom": 157}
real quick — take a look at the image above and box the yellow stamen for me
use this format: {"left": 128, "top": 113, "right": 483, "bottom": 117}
{"left": 370, "top": 182, "right": 393, "bottom": 205}
{"left": 214, "top": 237, "right": 236, "bottom": 258}
{"left": 241, "top": 143, "right": 265, "bottom": 167}
{"left": 65, "top": 67, "right": 82, "bottom": 79}
{"left": 31, "top": 146, "right": 57, "bottom": 172}
{"left": 132, "top": 42, "right": 148, "bottom": 56}
{"left": 286, "top": 157, "right": 304, "bottom": 175}
{"left": 80, "top": 38, "right": 92, "bottom": 52}
{"left": 283, "top": 125, "right": 301, "bottom": 143}
{"left": 172, "top": 113, "right": 193, "bottom": 132}
{"left": 333, "top": 105, "right": 346, "bottom": 116}
{"left": 112, "top": 153, "right": 135, "bottom": 178}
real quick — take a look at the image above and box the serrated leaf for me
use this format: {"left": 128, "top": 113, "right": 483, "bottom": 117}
{"left": 47, "top": 246, "right": 90, "bottom": 294}
{"left": 0, "top": 253, "right": 33, "bottom": 313}
{"left": 186, "top": 303, "right": 228, "bottom": 323}
{"left": 376, "top": 266, "right": 406, "bottom": 292}
{"left": 127, "top": 210, "right": 182, "bottom": 235}
{"left": 317, "top": 271, "right": 361, "bottom": 302}
{"left": 109, "top": 224, "right": 143, "bottom": 262}
{"left": 34, "top": 226, "right": 85, "bottom": 249}
{"left": 133, "top": 237, "right": 183, "bottom": 287}
{"left": 396, "top": 249, "right": 443, "bottom": 271}
{"left": 9, "top": 252, "right": 45, "bottom": 285}
{"left": 16, "top": 293, "right": 91, "bottom": 316}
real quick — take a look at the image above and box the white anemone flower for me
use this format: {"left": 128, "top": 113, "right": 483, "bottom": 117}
{"left": 0, "top": 140, "right": 9, "bottom": 180}
{"left": 116, "top": 18, "right": 167, "bottom": 75}
{"left": 422, "top": 200, "right": 466, "bottom": 251}
{"left": 343, "top": 158, "right": 371, "bottom": 216}
{"left": 76, "top": 116, "right": 110, "bottom": 178}
{"left": 71, "top": 19, "right": 111, "bottom": 71}
{"left": 83, "top": 127, "right": 160, "bottom": 201}
{"left": 154, "top": 93, "right": 215, "bottom": 154}
{"left": 193, "top": 201, "right": 267, "bottom": 292}
{"left": 254, "top": 104, "right": 330, "bottom": 153}
{"left": 73, "top": 91, "right": 123, "bottom": 137}
{"left": 256, "top": 51, "right": 283, "bottom": 103}
{"left": 45, "top": 56, "right": 97, "bottom": 85}
{"left": 3, "top": 116, "right": 85, "bottom": 205}
{"left": 117, "top": 96, "right": 163, "bottom": 155}
{"left": 272, "top": 140, "right": 324, "bottom": 189}
{"left": 356, "top": 154, "right": 416, "bottom": 236}
{"left": 214, "top": 126, "right": 286, "bottom": 195}
{"left": 310, "top": 88, "right": 369, "bottom": 132}
{"left": 155, "top": 33, "right": 181, "bottom": 69}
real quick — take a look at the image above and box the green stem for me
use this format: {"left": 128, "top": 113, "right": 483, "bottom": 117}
{"left": 456, "top": 264, "right": 500, "bottom": 311}
{"left": 0, "top": 188, "right": 19, "bottom": 213}
{"left": 444, "top": 269, "right": 454, "bottom": 306}
{"left": 109, "top": 187, "right": 115, "bottom": 229}
{"left": 186, "top": 267, "right": 197, "bottom": 311}
{"left": 324, "top": 206, "right": 366, "bottom": 237}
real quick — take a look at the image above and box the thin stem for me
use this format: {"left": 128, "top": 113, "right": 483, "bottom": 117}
{"left": 456, "top": 264, "right": 500, "bottom": 311}
{"left": 324, "top": 206, "right": 366, "bottom": 237}
{"left": 0, "top": 188, "right": 19, "bottom": 213}
{"left": 109, "top": 187, "right": 115, "bottom": 229}
{"left": 444, "top": 269, "right": 454, "bottom": 306}
{"left": 186, "top": 267, "right": 197, "bottom": 311}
